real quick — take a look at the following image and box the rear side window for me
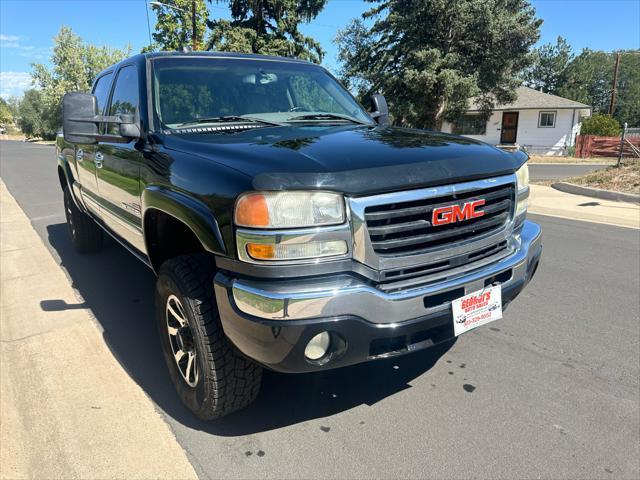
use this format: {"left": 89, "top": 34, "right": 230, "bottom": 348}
{"left": 92, "top": 73, "right": 113, "bottom": 114}
{"left": 107, "top": 65, "right": 140, "bottom": 134}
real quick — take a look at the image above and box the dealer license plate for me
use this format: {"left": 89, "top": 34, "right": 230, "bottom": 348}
{"left": 451, "top": 285, "right": 502, "bottom": 337}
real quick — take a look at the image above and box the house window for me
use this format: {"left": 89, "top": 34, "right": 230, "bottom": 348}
{"left": 452, "top": 115, "right": 486, "bottom": 135}
{"left": 538, "top": 111, "right": 556, "bottom": 128}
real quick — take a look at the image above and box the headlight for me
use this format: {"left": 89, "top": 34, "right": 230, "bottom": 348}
{"left": 515, "top": 163, "right": 529, "bottom": 216}
{"left": 515, "top": 163, "right": 529, "bottom": 192}
{"left": 235, "top": 191, "right": 345, "bottom": 228}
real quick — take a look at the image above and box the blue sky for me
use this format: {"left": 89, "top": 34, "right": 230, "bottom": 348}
{"left": 1, "top": 0, "right": 639, "bottom": 98}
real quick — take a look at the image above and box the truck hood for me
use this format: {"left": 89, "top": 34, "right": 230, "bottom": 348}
{"left": 161, "top": 125, "right": 526, "bottom": 196}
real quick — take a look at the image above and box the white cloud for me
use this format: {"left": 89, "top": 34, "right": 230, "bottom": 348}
{"left": 0, "top": 34, "right": 21, "bottom": 42}
{"left": 0, "top": 72, "right": 33, "bottom": 99}
{"left": 1, "top": 34, "right": 37, "bottom": 52}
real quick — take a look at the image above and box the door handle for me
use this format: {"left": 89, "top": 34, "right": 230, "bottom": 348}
{"left": 76, "top": 149, "right": 84, "bottom": 162}
{"left": 94, "top": 152, "right": 104, "bottom": 169}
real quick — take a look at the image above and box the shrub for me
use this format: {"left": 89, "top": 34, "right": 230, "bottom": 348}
{"left": 580, "top": 113, "right": 622, "bottom": 136}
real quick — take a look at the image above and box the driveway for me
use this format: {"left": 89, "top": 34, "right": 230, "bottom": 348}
{"left": 1, "top": 141, "right": 638, "bottom": 479}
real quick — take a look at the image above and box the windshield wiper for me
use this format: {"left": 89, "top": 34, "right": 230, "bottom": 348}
{"left": 176, "top": 115, "right": 283, "bottom": 128}
{"left": 286, "top": 113, "right": 370, "bottom": 125}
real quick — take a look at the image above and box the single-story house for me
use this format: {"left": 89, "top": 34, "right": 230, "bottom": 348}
{"left": 441, "top": 86, "right": 592, "bottom": 156}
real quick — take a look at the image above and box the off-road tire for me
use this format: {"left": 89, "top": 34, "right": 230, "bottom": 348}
{"left": 156, "top": 253, "right": 262, "bottom": 420}
{"left": 63, "top": 187, "right": 103, "bottom": 253}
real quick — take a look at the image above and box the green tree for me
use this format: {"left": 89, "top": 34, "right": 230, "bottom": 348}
{"left": 31, "top": 26, "right": 130, "bottom": 136}
{"left": 0, "top": 98, "right": 13, "bottom": 125}
{"left": 557, "top": 50, "right": 639, "bottom": 126}
{"left": 207, "top": 0, "right": 327, "bottom": 63}
{"left": 143, "top": 0, "right": 209, "bottom": 52}
{"left": 336, "top": 0, "right": 541, "bottom": 129}
{"left": 557, "top": 49, "right": 614, "bottom": 116}
{"left": 524, "top": 36, "right": 573, "bottom": 95}
{"left": 17, "top": 89, "right": 47, "bottom": 138}
{"left": 580, "top": 113, "right": 621, "bottom": 136}
{"left": 615, "top": 51, "right": 640, "bottom": 127}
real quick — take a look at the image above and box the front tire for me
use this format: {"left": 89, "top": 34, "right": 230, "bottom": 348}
{"left": 156, "top": 253, "right": 262, "bottom": 420}
{"left": 63, "top": 187, "right": 103, "bottom": 253}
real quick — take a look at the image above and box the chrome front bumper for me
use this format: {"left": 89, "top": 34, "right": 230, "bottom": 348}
{"left": 225, "top": 220, "right": 542, "bottom": 325}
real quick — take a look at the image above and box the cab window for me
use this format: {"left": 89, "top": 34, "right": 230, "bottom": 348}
{"left": 107, "top": 65, "right": 139, "bottom": 134}
{"left": 92, "top": 72, "right": 113, "bottom": 115}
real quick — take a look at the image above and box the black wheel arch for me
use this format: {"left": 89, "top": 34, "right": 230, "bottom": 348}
{"left": 142, "top": 186, "right": 226, "bottom": 273}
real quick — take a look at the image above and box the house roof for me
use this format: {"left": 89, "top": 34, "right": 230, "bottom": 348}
{"left": 468, "top": 86, "right": 591, "bottom": 111}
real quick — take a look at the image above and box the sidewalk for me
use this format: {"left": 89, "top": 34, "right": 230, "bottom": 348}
{"left": 0, "top": 180, "right": 197, "bottom": 480}
{"left": 529, "top": 184, "right": 640, "bottom": 229}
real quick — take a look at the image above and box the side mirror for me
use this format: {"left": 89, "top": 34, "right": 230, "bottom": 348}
{"left": 62, "top": 92, "right": 141, "bottom": 144}
{"left": 118, "top": 114, "right": 141, "bottom": 138}
{"left": 370, "top": 94, "right": 390, "bottom": 126}
{"left": 63, "top": 92, "right": 99, "bottom": 144}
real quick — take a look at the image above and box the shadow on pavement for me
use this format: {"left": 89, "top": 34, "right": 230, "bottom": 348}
{"left": 46, "top": 222, "right": 452, "bottom": 436}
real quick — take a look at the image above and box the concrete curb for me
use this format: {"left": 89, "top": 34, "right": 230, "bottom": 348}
{"left": 552, "top": 182, "right": 640, "bottom": 205}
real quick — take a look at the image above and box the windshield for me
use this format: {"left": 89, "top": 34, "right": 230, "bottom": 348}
{"left": 151, "top": 57, "right": 374, "bottom": 129}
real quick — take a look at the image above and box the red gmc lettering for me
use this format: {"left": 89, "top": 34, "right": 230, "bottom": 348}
{"left": 432, "top": 199, "right": 486, "bottom": 226}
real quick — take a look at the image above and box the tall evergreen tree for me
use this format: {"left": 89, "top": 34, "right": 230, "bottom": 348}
{"left": 524, "top": 36, "right": 573, "bottom": 95}
{"left": 336, "top": 0, "right": 542, "bottom": 129}
{"left": 557, "top": 49, "right": 639, "bottom": 127}
{"left": 143, "top": 0, "right": 209, "bottom": 52}
{"left": 206, "top": 0, "right": 327, "bottom": 63}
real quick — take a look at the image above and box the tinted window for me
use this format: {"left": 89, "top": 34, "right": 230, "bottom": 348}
{"left": 92, "top": 73, "right": 113, "bottom": 115}
{"left": 289, "top": 76, "right": 344, "bottom": 113}
{"left": 152, "top": 57, "right": 373, "bottom": 128}
{"left": 107, "top": 65, "right": 139, "bottom": 134}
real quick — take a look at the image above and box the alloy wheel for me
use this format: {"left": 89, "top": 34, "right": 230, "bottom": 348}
{"left": 166, "top": 294, "right": 199, "bottom": 387}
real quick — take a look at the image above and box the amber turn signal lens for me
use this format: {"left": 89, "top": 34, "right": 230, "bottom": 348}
{"left": 246, "top": 243, "right": 276, "bottom": 260}
{"left": 235, "top": 193, "right": 269, "bottom": 227}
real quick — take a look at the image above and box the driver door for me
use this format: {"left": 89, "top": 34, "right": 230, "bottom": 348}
{"left": 95, "top": 64, "right": 145, "bottom": 253}
{"left": 75, "top": 71, "right": 113, "bottom": 216}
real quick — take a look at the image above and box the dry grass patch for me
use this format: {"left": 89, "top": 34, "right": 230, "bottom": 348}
{"left": 566, "top": 161, "right": 640, "bottom": 194}
{"left": 528, "top": 155, "right": 616, "bottom": 164}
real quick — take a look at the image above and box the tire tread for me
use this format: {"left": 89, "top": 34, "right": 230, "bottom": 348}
{"left": 159, "top": 253, "right": 261, "bottom": 420}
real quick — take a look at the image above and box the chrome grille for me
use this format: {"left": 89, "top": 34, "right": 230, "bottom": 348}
{"left": 364, "top": 183, "right": 515, "bottom": 256}
{"left": 377, "top": 240, "right": 511, "bottom": 293}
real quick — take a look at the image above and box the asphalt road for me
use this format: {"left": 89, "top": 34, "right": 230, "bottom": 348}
{"left": 1, "top": 141, "right": 638, "bottom": 479}
{"left": 529, "top": 163, "right": 609, "bottom": 181}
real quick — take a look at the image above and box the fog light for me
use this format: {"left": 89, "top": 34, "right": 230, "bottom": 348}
{"left": 304, "top": 332, "right": 331, "bottom": 360}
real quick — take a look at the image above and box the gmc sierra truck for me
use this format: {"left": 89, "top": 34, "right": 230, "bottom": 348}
{"left": 57, "top": 51, "right": 541, "bottom": 420}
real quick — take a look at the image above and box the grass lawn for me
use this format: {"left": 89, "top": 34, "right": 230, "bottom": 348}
{"left": 565, "top": 161, "right": 640, "bottom": 194}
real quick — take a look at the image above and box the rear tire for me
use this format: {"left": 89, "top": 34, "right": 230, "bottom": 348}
{"left": 156, "top": 253, "right": 262, "bottom": 420}
{"left": 63, "top": 187, "right": 103, "bottom": 253}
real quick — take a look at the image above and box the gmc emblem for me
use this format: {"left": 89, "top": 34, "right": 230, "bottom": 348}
{"left": 432, "top": 199, "right": 486, "bottom": 226}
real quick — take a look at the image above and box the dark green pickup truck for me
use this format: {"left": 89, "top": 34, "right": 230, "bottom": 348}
{"left": 57, "top": 51, "right": 541, "bottom": 419}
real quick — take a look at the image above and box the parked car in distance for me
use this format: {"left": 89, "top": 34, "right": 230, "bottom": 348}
{"left": 57, "top": 51, "right": 541, "bottom": 419}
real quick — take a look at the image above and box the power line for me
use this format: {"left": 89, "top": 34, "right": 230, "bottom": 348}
{"left": 144, "top": 0, "right": 153, "bottom": 46}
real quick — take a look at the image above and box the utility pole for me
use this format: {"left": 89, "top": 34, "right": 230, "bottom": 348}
{"left": 191, "top": 0, "right": 198, "bottom": 51}
{"left": 608, "top": 52, "right": 620, "bottom": 116}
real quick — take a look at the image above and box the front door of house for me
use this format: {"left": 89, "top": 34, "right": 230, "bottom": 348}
{"left": 500, "top": 112, "right": 519, "bottom": 144}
